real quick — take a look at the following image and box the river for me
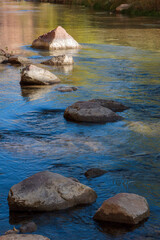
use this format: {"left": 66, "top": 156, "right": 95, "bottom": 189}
{"left": 0, "top": 0, "right": 160, "bottom": 239}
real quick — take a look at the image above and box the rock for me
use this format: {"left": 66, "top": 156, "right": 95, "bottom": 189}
{"left": 20, "top": 65, "right": 60, "bottom": 86}
{"left": 3, "top": 56, "right": 31, "bottom": 66}
{"left": 94, "top": 193, "right": 150, "bottom": 225}
{"left": 0, "top": 56, "right": 8, "bottom": 64}
{"left": 32, "top": 26, "right": 81, "bottom": 50}
{"left": 0, "top": 49, "right": 13, "bottom": 58}
{"left": 0, "top": 234, "right": 50, "bottom": 240}
{"left": 8, "top": 171, "right": 97, "bottom": 211}
{"left": 85, "top": 168, "right": 107, "bottom": 178}
{"left": 64, "top": 100, "right": 123, "bottom": 123}
{"left": 56, "top": 86, "right": 77, "bottom": 92}
{"left": 116, "top": 4, "right": 131, "bottom": 12}
{"left": 5, "top": 228, "right": 19, "bottom": 235}
{"left": 41, "top": 55, "right": 74, "bottom": 66}
{"left": 20, "top": 222, "right": 37, "bottom": 233}
{"left": 89, "top": 99, "right": 129, "bottom": 112}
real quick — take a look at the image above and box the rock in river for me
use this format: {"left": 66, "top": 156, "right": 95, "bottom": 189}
{"left": 94, "top": 193, "right": 150, "bottom": 225}
{"left": 0, "top": 234, "right": 50, "bottom": 240}
{"left": 8, "top": 171, "right": 97, "bottom": 211}
{"left": 20, "top": 221, "right": 37, "bottom": 233}
{"left": 64, "top": 100, "right": 123, "bottom": 123}
{"left": 20, "top": 65, "right": 60, "bottom": 86}
{"left": 32, "top": 26, "right": 81, "bottom": 50}
{"left": 85, "top": 168, "right": 108, "bottom": 178}
{"left": 89, "top": 99, "right": 129, "bottom": 112}
{"left": 56, "top": 86, "right": 77, "bottom": 92}
{"left": 3, "top": 56, "right": 31, "bottom": 66}
{"left": 42, "top": 55, "right": 74, "bottom": 66}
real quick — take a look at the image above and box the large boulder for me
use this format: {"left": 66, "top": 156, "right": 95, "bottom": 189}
{"left": 32, "top": 26, "right": 81, "bottom": 50}
{"left": 94, "top": 193, "right": 150, "bottom": 225}
{"left": 64, "top": 100, "right": 123, "bottom": 123}
{"left": 0, "top": 235, "right": 50, "bottom": 240}
{"left": 8, "top": 171, "right": 97, "bottom": 212}
{"left": 41, "top": 55, "right": 74, "bottom": 66}
{"left": 20, "top": 65, "right": 60, "bottom": 86}
{"left": 89, "top": 99, "right": 129, "bottom": 112}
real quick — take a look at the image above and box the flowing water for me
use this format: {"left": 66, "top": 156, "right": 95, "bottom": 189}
{"left": 0, "top": 0, "right": 160, "bottom": 239}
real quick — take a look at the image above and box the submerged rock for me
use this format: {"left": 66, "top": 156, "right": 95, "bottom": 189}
{"left": 20, "top": 222, "right": 37, "bottom": 233}
{"left": 20, "top": 65, "right": 60, "bottom": 86}
{"left": 85, "top": 168, "right": 107, "bottom": 178}
{"left": 8, "top": 171, "right": 97, "bottom": 212}
{"left": 56, "top": 86, "right": 77, "bottom": 92}
{"left": 0, "top": 234, "right": 50, "bottom": 240}
{"left": 94, "top": 193, "right": 150, "bottom": 225}
{"left": 32, "top": 26, "right": 81, "bottom": 50}
{"left": 89, "top": 99, "right": 129, "bottom": 112}
{"left": 42, "top": 55, "right": 74, "bottom": 66}
{"left": 116, "top": 4, "right": 131, "bottom": 12}
{"left": 3, "top": 56, "right": 31, "bottom": 66}
{"left": 64, "top": 100, "right": 123, "bottom": 123}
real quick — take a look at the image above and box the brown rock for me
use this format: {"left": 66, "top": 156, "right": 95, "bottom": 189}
{"left": 20, "top": 65, "right": 60, "bottom": 86}
{"left": 8, "top": 171, "right": 97, "bottom": 212}
{"left": 0, "top": 234, "right": 50, "bottom": 240}
{"left": 5, "top": 228, "right": 19, "bottom": 235}
{"left": 85, "top": 168, "right": 107, "bottom": 178}
{"left": 0, "top": 56, "right": 8, "bottom": 64}
{"left": 89, "top": 99, "right": 129, "bottom": 112}
{"left": 64, "top": 100, "right": 123, "bottom": 123}
{"left": 20, "top": 222, "right": 37, "bottom": 233}
{"left": 41, "top": 55, "right": 74, "bottom": 66}
{"left": 56, "top": 86, "right": 77, "bottom": 92}
{"left": 32, "top": 26, "right": 81, "bottom": 50}
{"left": 94, "top": 193, "right": 150, "bottom": 225}
{"left": 3, "top": 56, "right": 31, "bottom": 66}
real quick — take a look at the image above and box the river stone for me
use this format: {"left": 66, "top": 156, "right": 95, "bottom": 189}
{"left": 64, "top": 100, "right": 123, "bottom": 123}
{"left": 85, "top": 168, "right": 108, "bottom": 178}
{"left": 3, "top": 56, "right": 31, "bottom": 66}
{"left": 20, "top": 65, "right": 60, "bottom": 86}
{"left": 0, "top": 234, "right": 50, "bottom": 240}
{"left": 20, "top": 222, "right": 37, "bottom": 233}
{"left": 56, "top": 86, "right": 77, "bottom": 92}
{"left": 116, "top": 4, "right": 131, "bottom": 12}
{"left": 32, "top": 26, "right": 81, "bottom": 50}
{"left": 42, "top": 55, "right": 74, "bottom": 66}
{"left": 89, "top": 99, "right": 129, "bottom": 112}
{"left": 94, "top": 193, "right": 150, "bottom": 225}
{"left": 8, "top": 171, "right": 97, "bottom": 211}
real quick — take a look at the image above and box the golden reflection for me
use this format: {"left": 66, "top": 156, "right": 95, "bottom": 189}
{"left": 127, "top": 121, "right": 160, "bottom": 136}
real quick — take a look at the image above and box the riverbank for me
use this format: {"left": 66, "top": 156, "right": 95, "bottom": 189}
{"left": 36, "top": 0, "right": 160, "bottom": 16}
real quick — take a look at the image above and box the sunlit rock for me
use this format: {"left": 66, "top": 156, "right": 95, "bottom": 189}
{"left": 20, "top": 64, "right": 60, "bottom": 86}
{"left": 116, "top": 4, "right": 131, "bottom": 12}
{"left": 41, "top": 55, "right": 74, "bottom": 66}
{"left": 32, "top": 26, "right": 81, "bottom": 50}
{"left": 3, "top": 56, "right": 31, "bottom": 66}
{"left": 89, "top": 99, "right": 129, "bottom": 112}
{"left": 94, "top": 193, "right": 150, "bottom": 225}
{"left": 64, "top": 100, "right": 123, "bottom": 123}
{"left": 56, "top": 86, "right": 77, "bottom": 92}
{"left": 0, "top": 234, "right": 50, "bottom": 240}
{"left": 8, "top": 171, "right": 97, "bottom": 211}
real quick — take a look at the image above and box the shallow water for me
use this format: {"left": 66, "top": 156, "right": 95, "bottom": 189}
{"left": 0, "top": 0, "right": 160, "bottom": 239}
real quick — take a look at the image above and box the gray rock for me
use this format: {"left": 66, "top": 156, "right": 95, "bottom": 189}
{"left": 89, "top": 99, "right": 129, "bottom": 112}
{"left": 3, "top": 56, "right": 31, "bottom": 66}
{"left": 42, "top": 55, "right": 74, "bottom": 66}
{"left": 0, "top": 234, "right": 50, "bottom": 240}
{"left": 56, "top": 86, "right": 77, "bottom": 92}
{"left": 8, "top": 171, "right": 97, "bottom": 212}
{"left": 20, "top": 222, "right": 37, "bottom": 233}
{"left": 32, "top": 26, "right": 81, "bottom": 50}
{"left": 85, "top": 168, "right": 107, "bottom": 178}
{"left": 20, "top": 65, "right": 60, "bottom": 86}
{"left": 64, "top": 100, "right": 123, "bottom": 123}
{"left": 94, "top": 193, "right": 150, "bottom": 225}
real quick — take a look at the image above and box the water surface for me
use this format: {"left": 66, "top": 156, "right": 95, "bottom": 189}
{"left": 0, "top": 0, "right": 160, "bottom": 239}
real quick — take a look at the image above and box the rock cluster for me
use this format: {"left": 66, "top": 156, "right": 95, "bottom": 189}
{"left": 41, "top": 55, "right": 74, "bottom": 66}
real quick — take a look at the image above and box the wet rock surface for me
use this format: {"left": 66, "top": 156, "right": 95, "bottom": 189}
{"left": 94, "top": 193, "right": 150, "bottom": 225}
{"left": 41, "top": 55, "right": 74, "bottom": 66}
{"left": 20, "top": 65, "right": 60, "bottom": 86}
{"left": 64, "top": 100, "right": 123, "bottom": 123}
{"left": 0, "top": 234, "right": 50, "bottom": 240}
{"left": 8, "top": 171, "right": 97, "bottom": 212}
{"left": 20, "top": 222, "right": 37, "bottom": 233}
{"left": 89, "top": 99, "right": 129, "bottom": 112}
{"left": 2, "top": 56, "right": 31, "bottom": 66}
{"left": 32, "top": 26, "right": 81, "bottom": 50}
{"left": 56, "top": 86, "right": 77, "bottom": 92}
{"left": 84, "top": 168, "right": 108, "bottom": 178}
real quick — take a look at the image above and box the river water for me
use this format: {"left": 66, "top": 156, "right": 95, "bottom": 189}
{"left": 0, "top": 0, "right": 160, "bottom": 239}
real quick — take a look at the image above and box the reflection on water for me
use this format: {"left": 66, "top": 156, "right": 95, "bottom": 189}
{"left": 0, "top": 1, "right": 160, "bottom": 240}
